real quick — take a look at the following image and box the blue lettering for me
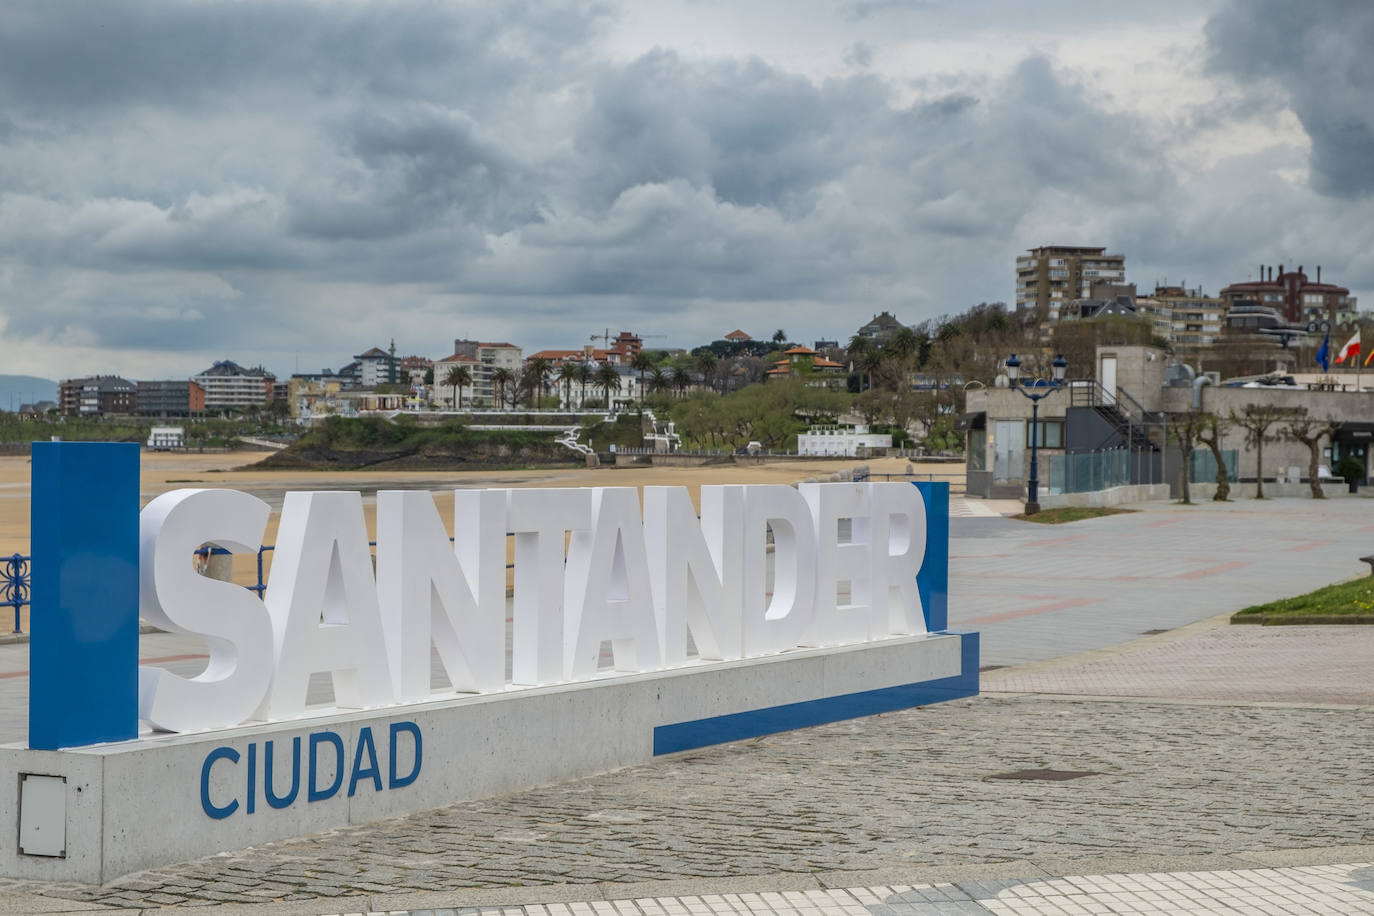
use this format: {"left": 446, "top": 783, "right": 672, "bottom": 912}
{"left": 245, "top": 742, "right": 257, "bottom": 814}
{"left": 348, "top": 726, "right": 382, "bottom": 797}
{"left": 200, "top": 746, "right": 240, "bottom": 819}
{"left": 308, "top": 731, "right": 344, "bottom": 802}
{"left": 264, "top": 737, "right": 301, "bottom": 809}
{"left": 388, "top": 721, "right": 422, "bottom": 789}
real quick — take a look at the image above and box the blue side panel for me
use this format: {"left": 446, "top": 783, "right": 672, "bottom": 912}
{"left": 653, "top": 631, "right": 979, "bottom": 755}
{"left": 913, "top": 481, "right": 949, "bottom": 632}
{"left": 29, "top": 441, "right": 140, "bottom": 749}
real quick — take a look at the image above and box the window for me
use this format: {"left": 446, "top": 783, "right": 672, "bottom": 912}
{"left": 1031, "top": 420, "right": 1063, "bottom": 448}
{"left": 968, "top": 428, "right": 987, "bottom": 471}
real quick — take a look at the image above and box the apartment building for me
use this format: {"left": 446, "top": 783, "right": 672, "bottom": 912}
{"left": 429, "top": 351, "right": 480, "bottom": 409}
{"left": 58, "top": 376, "right": 138, "bottom": 417}
{"left": 353, "top": 346, "right": 397, "bottom": 387}
{"left": 191, "top": 360, "right": 276, "bottom": 411}
{"left": 1016, "top": 246, "right": 1126, "bottom": 322}
{"left": 137, "top": 380, "right": 206, "bottom": 418}
{"left": 448, "top": 339, "right": 522, "bottom": 406}
{"left": 1139, "top": 286, "right": 1225, "bottom": 349}
{"left": 1219, "top": 264, "right": 1356, "bottom": 328}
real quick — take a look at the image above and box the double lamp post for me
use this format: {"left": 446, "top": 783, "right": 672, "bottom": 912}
{"left": 1005, "top": 353, "right": 1067, "bottom": 516}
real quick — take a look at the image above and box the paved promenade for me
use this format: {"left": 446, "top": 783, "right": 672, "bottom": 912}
{"left": 1, "top": 495, "right": 1372, "bottom": 914}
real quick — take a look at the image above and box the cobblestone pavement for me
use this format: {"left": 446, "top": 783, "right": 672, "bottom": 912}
{"left": 4, "top": 692, "right": 1370, "bottom": 912}
{"left": 984, "top": 621, "right": 1374, "bottom": 705}
{"left": 327, "top": 863, "right": 1374, "bottom": 915}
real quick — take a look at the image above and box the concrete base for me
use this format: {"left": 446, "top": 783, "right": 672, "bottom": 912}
{"left": 1038, "top": 483, "right": 1171, "bottom": 509}
{"left": 0, "top": 632, "right": 976, "bottom": 884}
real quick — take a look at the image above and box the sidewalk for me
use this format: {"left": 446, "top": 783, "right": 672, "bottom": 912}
{"left": 2, "top": 496, "right": 1373, "bottom": 914}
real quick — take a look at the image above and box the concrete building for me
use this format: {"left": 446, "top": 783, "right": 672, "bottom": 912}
{"left": 146, "top": 426, "right": 185, "bottom": 450}
{"left": 1134, "top": 285, "right": 1226, "bottom": 349}
{"left": 1016, "top": 246, "right": 1126, "bottom": 322}
{"left": 58, "top": 376, "right": 138, "bottom": 417}
{"left": 1220, "top": 264, "right": 1355, "bottom": 329}
{"left": 353, "top": 345, "right": 397, "bottom": 387}
{"left": 965, "top": 343, "right": 1374, "bottom": 501}
{"left": 287, "top": 374, "right": 343, "bottom": 421}
{"left": 429, "top": 351, "right": 481, "bottom": 409}
{"left": 136, "top": 380, "right": 206, "bottom": 418}
{"left": 797, "top": 425, "right": 891, "bottom": 457}
{"left": 448, "top": 339, "right": 522, "bottom": 407}
{"left": 191, "top": 361, "right": 276, "bottom": 411}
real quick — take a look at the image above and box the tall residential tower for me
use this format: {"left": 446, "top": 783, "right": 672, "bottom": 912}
{"left": 1015, "top": 245, "right": 1126, "bottom": 322}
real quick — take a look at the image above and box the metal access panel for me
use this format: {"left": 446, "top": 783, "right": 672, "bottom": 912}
{"left": 19, "top": 773, "right": 66, "bottom": 857}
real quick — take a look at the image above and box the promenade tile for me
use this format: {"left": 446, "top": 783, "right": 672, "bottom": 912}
{"left": 4, "top": 495, "right": 1373, "bottom": 913}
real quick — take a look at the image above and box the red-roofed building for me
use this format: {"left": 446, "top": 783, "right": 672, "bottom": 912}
{"left": 1219, "top": 264, "right": 1355, "bottom": 328}
{"left": 724, "top": 329, "right": 751, "bottom": 341}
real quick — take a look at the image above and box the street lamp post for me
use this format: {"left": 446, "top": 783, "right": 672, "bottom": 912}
{"left": 1006, "top": 353, "right": 1068, "bottom": 515}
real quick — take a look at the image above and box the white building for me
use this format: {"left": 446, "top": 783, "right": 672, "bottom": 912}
{"left": 448, "top": 339, "right": 522, "bottom": 407}
{"left": 797, "top": 425, "right": 892, "bottom": 457}
{"left": 191, "top": 360, "right": 275, "bottom": 411}
{"left": 146, "top": 426, "right": 184, "bottom": 450}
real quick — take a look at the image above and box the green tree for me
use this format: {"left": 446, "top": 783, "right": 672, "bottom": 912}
{"left": 523, "top": 357, "right": 552, "bottom": 407}
{"left": 490, "top": 367, "right": 515, "bottom": 409}
{"left": 596, "top": 362, "right": 621, "bottom": 407}
{"left": 443, "top": 365, "right": 471, "bottom": 410}
{"left": 558, "top": 362, "right": 580, "bottom": 408}
{"left": 630, "top": 352, "right": 655, "bottom": 403}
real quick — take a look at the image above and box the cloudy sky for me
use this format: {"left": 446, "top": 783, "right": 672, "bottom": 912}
{"left": 2, "top": 0, "right": 1372, "bottom": 380}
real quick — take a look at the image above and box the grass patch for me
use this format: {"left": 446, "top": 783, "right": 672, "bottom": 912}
{"left": 1232, "top": 576, "right": 1374, "bottom": 625}
{"left": 1013, "top": 507, "right": 1136, "bottom": 524}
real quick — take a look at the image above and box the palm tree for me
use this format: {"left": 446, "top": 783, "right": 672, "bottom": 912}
{"left": 596, "top": 362, "right": 621, "bottom": 408}
{"left": 575, "top": 362, "right": 593, "bottom": 406}
{"left": 648, "top": 366, "right": 670, "bottom": 397}
{"left": 443, "top": 365, "right": 471, "bottom": 409}
{"left": 490, "top": 367, "right": 515, "bottom": 409}
{"left": 524, "top": 357, "right": 552, "bottom": 407}
{"left": 630, "top": 352, "right": 655, "bottom": 403}
{"left": 772, "top": 328, "right": 788, "bottom": 345}
{"left": 671, "top": 366, "right": 692, "bottom": 397}
{"left": 695, "top": 352, "right": 718, "bottom": 394}
{"left": 885, "top": 326, "right": 919, "bottom": 390}
{"left": 558, "top": 362, "right": 580, "bottom": 408}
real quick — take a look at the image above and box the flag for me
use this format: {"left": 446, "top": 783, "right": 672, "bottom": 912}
{"left": 1336, "top": 329, "right": 1361, "bottom": 364}
{"left": 1365, "top": 345, "right": 1374, "bottom": 367}
{"left": 1316, "top": 333, "right": 1330, "bottom": 372}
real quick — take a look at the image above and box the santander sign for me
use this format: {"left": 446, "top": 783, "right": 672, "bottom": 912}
{"left": 137, "top": 482, "right": 932, "bottom": 735}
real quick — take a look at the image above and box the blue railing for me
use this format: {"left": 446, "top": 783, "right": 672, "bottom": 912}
{"left": 2, "top": 553, "right": 29, "bottom": 635}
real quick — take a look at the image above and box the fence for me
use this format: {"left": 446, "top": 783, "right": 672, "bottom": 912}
{"left": 1190, "top": 448, "right": 1239, "bottom": 484}
{"left": 1047, "top": 449, "right": 1131, "bottom": 494}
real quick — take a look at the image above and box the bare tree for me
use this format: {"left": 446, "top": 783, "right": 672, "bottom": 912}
{"left": 1284, "top": 411, "right": 1336, "bottom": 499}
{"left": 1167, "top": 411, "right": 1212, "bottom": 505}
{"left": 1230, "top": 404, "right": 1301, "bottom": 498}
{"left": 1195, "top": 413, "right": 1232, "bottom": 501}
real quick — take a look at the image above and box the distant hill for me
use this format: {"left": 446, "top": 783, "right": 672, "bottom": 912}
{"left": 0, "top": 375, "right": 58, "bottom": 410}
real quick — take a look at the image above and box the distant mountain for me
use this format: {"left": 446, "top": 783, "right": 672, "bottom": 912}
{"left": 0, "top": 375, "right": 58, "bottom": 410}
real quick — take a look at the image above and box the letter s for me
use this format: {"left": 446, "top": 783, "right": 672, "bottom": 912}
{"left": 138, "top": 489, "right": 273, "bottom": 732}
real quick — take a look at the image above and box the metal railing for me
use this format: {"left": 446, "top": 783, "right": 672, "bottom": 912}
{"left": 1, "top": 553, "right": 29, "bottom": 635}
{"left": 1047, "top": 448, "right": 1132, "bottom": 494}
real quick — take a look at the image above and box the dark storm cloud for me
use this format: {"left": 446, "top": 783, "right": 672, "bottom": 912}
{"left": 1206, "top": 0, "right": 1374, "bottom": 197}
{"left": 6, "top": 0, "right": 1363, "bottom": 377}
